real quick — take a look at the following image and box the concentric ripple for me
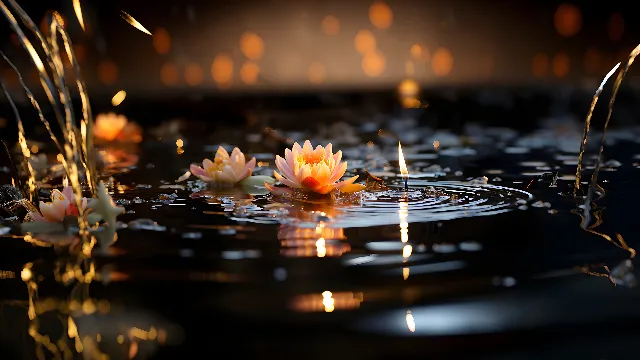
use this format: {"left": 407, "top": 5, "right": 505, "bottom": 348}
{"left": 331, "top": 181, "right": 533, "bottom": 228}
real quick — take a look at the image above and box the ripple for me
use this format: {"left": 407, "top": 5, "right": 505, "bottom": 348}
{"left": 331, "top": 181, "right": 533, "bottom": 228}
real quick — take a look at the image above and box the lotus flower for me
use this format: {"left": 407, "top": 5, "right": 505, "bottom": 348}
{"left": 29, "top": 186, "right": 88, "bottom": 222}
{"left": 268, "top": 141, "right": 362, "bottom": 195}
{"left": 190, "top": 146, "right": 257, "bottom": 186}
{"left": 94, "top": 113, "right": 142, "bottom": 143}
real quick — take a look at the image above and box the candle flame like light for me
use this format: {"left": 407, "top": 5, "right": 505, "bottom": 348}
{"left": 120, "top": 11, "right": 152, "bottom": 35}
{"left": 406, "top": 310, "right": 416, "bottom": 332}
{"left": 73, "top": 0, "right": 85, "bottom": 31}
{"left": 398, "top": 141, "right": 408, "bottom": 177}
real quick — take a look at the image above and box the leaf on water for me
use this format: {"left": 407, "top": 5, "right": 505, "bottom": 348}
{"left": 240, "top": 175, "right": 276, "bottom": 188}
{"left": 365, "top": 170, "right": 387, "bottom": 191}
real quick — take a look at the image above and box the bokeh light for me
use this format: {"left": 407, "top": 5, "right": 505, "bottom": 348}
{"left": 97, "top": 60, "right": 118, "bottom": 85}
{"left": 160, "top": 62, "right": 179, "bottom": 86}
{"left": 362, "top": 50, "right": 386, "bottom": 77}
{"left": 354, "top": 30, "right": 377, "bottom": 54}
{"left": 431, "top": 48, "right": 454, "bottom": 76}
{"left": 584, "top": 48, "right": 601, "bottom": 74}
{"left": 532, "top": 53, "right": 549, "bottom": 77}
{"left": 554, "top": 3, "right": 581, "bottom": 37}
{"left": 240, "top": 32, "right": 265, "bottom": 60}
{"left": 369, "top": 1, "right": 393, "bottom": 29}
{"left": 211, "top": 54, "right": 234, "bottom": 87}
{"left": 552, "top": 52, "right": 570, "bottom": 78}
{"left": 184, "top": 63, "right": 204, "bottom": 86}
{"left": 153, "top": 27, "right": 171, "bottom": 54}
{"left": 240, "top": 62, "right": 260, "bottom": 84}
{"left": 321, "top": 15, "right": 340, "bottom": 36}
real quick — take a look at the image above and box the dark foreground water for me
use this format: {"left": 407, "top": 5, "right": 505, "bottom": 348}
{"left": 1, "top": 116, "right": 640, "bottom": 359}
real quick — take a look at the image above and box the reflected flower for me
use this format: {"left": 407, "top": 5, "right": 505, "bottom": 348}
{"left": 190, "top": 146, "right": 272, "bottom": 188}
{"left": 267, "top": 140, "right": 363, "bottom": 195}
{"left": 28, "top": 186, "right": 87, "bottom": 222}
{"left": 94, "top": 113, "right": 143, "bottom": 143}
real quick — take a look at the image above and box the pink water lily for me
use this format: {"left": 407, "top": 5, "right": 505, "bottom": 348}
{"left": 190, "top": 146, "right": 256, "bottom": 185}
{"left": 29, "top": 186, "right": 88, "bottom": 222}
{"left": 267, "top": 141, "right": 360, "bottom": 195}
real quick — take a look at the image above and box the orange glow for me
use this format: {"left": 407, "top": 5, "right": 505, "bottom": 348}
{"left": 153, "top": 27, "right": 171, "bottom": 54}
{"left": 398, "top": 142, "right": 408, "bottom": 177}
{"left": 608, "top": 13, "right": 624, "bottom": 41}
{"left": 554, "top": 3, "right": 581, "bottom": 37}
{"left": 405, "top": 61, "right": 414, "bottom": 76}
{"left": 410, "top": 44, "right": 430, "bottom": 61}
{"left": 290, "top": 291, "right": 363, "bottom": 312}
{"left": 354, "top": 30, "right": 377, "bottom": 54}
{"left": 184, "top": 63, "right": 203, "bottom": 86}
{"left": 240, "top": 32, "right": 264, "bottom": 60}
{"left": 73, "top": 44, "right": 86, "bottom": 63}
{"left": 211, "top": 54, "right": 234, "bottom": 87}
{"left": 584, "top": 48, "right": 601, "bottom": 74}
{"left": 321, "top": 15, "right": 340, "bottom": 36}
{"left": 240, "top": 62, "right": 260, "bottom": 84}
{"left": 398, "top": 79, "right": 419, "bottom": 100}
{"left": 362, "top": 50, "right": 386, "bottom": 77}
{"left": 160, "top": 62, "right": 179, "bottom": 85}
{"left": 369, "top": 1, "right": 393, "bottom": 29}
{"left": 531, "top": 53, "right": 549, "bottom": 77}
{"left": 552, "top": 52, "right": 570, "bottom": 78}
{"left": 97, "top": 60, "right": 118, "bottom": 85}
{"left": 431, "top": 48, "right": 453, "bottom": 76}
{"left": 308, "top": 62, "right": 326, "bottom": 84}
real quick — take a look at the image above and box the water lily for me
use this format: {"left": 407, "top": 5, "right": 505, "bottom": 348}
{"left": 94, "top": 113, "right": 142, "bottom": 143}
{"left": 267, "top": 141, "right": 364, "bottom": 195}
{"left": 29, "top": 186, "right": 88, "bottom": 222}
{"left": 190, "top": 146, "right": 272, "bottom": 188}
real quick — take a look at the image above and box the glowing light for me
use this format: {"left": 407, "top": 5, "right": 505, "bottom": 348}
{"left": 21, "top": 267, "right": 32, "bottom": 281}
{"left": 410, "top": 44, "right": 429, "bottom": 61}
{"left": 403, "top": 244, "right": 412, "bottom": 258}
{"left": 316, "top": 237, "right": 326, "bottom": 257}
{"left": 362, "top": 50, "right": 386, "bottom": 77}
{"left": 398, "top": 142, "right": 408, "bottom": 178}
{"left": 30, "top": 145, "right": 39, "bottom": 153}
{"left": 369, "top": 1, "right": 393, "bottom": 29}
{"left": 240, "top": 32, "right": 264, "bottom": 60}
{"left": 432, "top": 48, "right": 454, "bottom": 76}
{"left": 160, "top": 62, "right": 179, "bottom": 85}
{"left": 98, "top": 60, "right": 118, "bottom": 85}
{"left": 111, "top": 90, "right": 126, "bottom": 106}
{"left": 532, "top": 53, "right": 549, "bottom": 77}
{"left": 153, "top": 27, "right": 171, "bottom": 54}
{"left": 240, "top": 62, "right": 260, "bottom": 84}
{"left": 403, "top": 267, "right": 410, "bottom": 280}
{"left": 308, "top": 62, "right": 326, "bottom": 84}
{"left": 608, "top": 13, "right": 624, "bottom": 41}
{"left": 321, "top": 15, "right": 340, "bottom": 35}
{"left": 354, "top": 30, "right": 376, "bottom": 54}
{"left": 406, "top": 310, "right": 416, "bottom": 332}
{"left": 398, "top": 79, "right": 419, "bottom": 99}
{"left": 399, "top": 202, "right": 408, "bottom": 243}
{"left": 72, "top": 0, "right": 85, "bottom": 31}
{"left": 211, "top": 54, "right": 234, "bottom": 87}
{"left": 322, "top": 291, "right": 335, "bottom": 312}
{"left": 552, "top": 52, "right": 570, "bottom": 78}
{"left": 554, "top": 4, "right": 581, "bottom": 37}
{"left": 184, "top": 63, "right": 204, "bottom": 86}
{"left": 120, "top": 10, "right": 152, "bottom": 35}
{"left": 176, "top": 139, "right": 183, "bottom": 147}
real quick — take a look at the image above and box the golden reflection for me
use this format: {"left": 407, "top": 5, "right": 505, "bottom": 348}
{"left": 98, "top": 59, "right": 118, "bottom": 85}
{"left": 362, "top": 50, "right": 386, "bottom": 77}
{"left": 278, "top": 202, "right": 350, "bottom": 258}
{"left": 94, "top": 113, "right": 142, "bottom": 143}
{"left": 290, "top": 291, "right": 363, "bottom": 312}
{"left": 240, "top": 32, "right": 264, "bottom": 60}
{"left": 211, "top": 54, "right": 234, "bottom": 87}
{"left": 160, "top": 62, "right": 179, "bottom": 86}
{"left": 240, "top": 62, "right": 260, "bottom": 84}
{"left": 184, "top": 63, "right": 204, "bottom": 86}
{"left": 552, "top": 52, "right": 570, "bottom": 78}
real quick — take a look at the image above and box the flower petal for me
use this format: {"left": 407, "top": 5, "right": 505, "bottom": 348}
{"left": 216, "top": 146, "right": 230, "bottom": 161}
{"left": 29, "top": 211, "right": 45, "bottom": 222}
{"left": 335, "top": 175, "right": 359, "bottom": 189}
{"left": 315, "top": 185, "right": 335, "bottom": 194}
{"left": 292, "top": 142, "right": 302, "bottom": 156}
{"left": 333, "top": 150, "right": 342, "bottom": 164}
{"left": 275, "top": 156, "right": 297, "bottom": 184}
{"left": 329, "top": 161, "right": 348, "bottom": 183}
{"left": 325, "top": 143, "right": 333, "bottom": 159}
{"left": 190, "top": 164, "right": 208, "bottom": 178}
{"left": 244, "top": 157, "right": 257, "bottom": 173}
{"left": 339, "top": 183, "right": 366, "bottom": 193}
{"left": 284, "top": 148, "right": 296, "bottom": 170}
{"left": 40, "top": 201, "right": 64, "bottom": 222}
{"left": 301, "top": 176, "right": 322, "bottom": 191}
{"left": 203, "top": 158, "right": 215, "bottom": 171}
{"left": 274, "top": 170, "right": 300, "bottom": 188}
{"left": 61, "top": 186, "right": 74, "bottom": 201}
{"left": 303, "top": 140, "right": 313, "bottom": 153}
{"left": 265, "top": 182, "right": 293, "bottom": 196}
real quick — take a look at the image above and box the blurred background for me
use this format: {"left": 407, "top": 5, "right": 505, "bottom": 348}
{"left": 0, "top": 0, "right": 638, "bottom": 134}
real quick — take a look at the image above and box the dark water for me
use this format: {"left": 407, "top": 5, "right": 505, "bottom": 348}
{"left": 1, "top": 118, "right": 640, "bottom": 359}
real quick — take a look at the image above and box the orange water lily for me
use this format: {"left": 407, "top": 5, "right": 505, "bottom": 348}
{"left": 190, "top": 146, "right": 257, "bottom": 185}
{"left": 94, "top": 113, "right": 142, "bottom": 143}
{"left": 268, "top": 141, "right": 363, "bottom": 194}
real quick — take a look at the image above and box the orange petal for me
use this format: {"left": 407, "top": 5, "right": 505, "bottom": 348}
{"left": 301, "top": 176, "right": 321, "bottom": 191}
{"left": 339, "top": 183, "right": 366, "bottom": 193}
{"left": 315, "top": 185, "right": 335, "bottom": 194}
